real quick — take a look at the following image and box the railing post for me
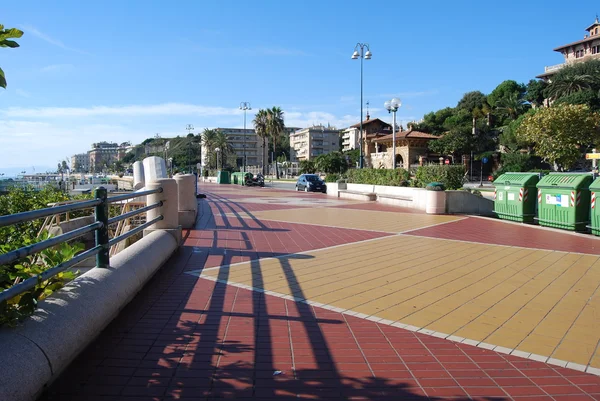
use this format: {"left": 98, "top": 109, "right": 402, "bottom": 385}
{"left": 94, "top": 186, "right": 110, "bottom": 268}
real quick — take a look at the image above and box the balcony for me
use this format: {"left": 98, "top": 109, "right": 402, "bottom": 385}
{"left": 544, "top": 63, "right": 565, "bottom": 73}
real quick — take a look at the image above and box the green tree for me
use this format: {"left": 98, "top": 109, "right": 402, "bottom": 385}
{"left": 553, "top": 88, "right": 600, "bottom": 111}
{"left": 253, "top": 109, "right": 269, "bottom": 174}
{"left": 299, "top": 160, "right": 316, "bottom": 174}
{"left": 415, "top": 107, "right": 454, "bottom": 135}
{"left": 213, "top": 130, "right": 234, "bottom": 169}
{"left": 201, "top": 128, "right": 219, "bottom": 169}
{"left": 266, "top": 107, "right": 285, "bottom": 179}
{"left": 456, "top": 91, "right": 489, "bottom": 115}
{"left": 487, "top": 80, "right": 527, "bottom": 108}
{"left": 516, "top": 104, "right": 600, "bottom": 170}
{"left": 525, "top": 79, "right": 548, "bottom": 107}
{"left": 0, "top": 24, "right": 24, "bottom": 89}
{"left": 545, "top": 59, "right": 600, "bottom": 100}
{"left": 314, "top": 152, "right": 347, "bottom": 174}
{"left": 495, "top": 92, "right": 530, "bottom": 121}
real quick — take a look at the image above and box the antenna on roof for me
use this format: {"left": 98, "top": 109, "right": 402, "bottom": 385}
{"left": 366, "top": 101, "right": 370, "bottom": 120}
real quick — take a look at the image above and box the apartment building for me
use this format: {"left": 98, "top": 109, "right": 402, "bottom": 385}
{"left": 87, "top": 142, "right": 132, "bottom": 172}
{"left": 289, "top": 126, "right": 341, "bottom": 161}
{"left": 537, "top": 17, "right": 600, "bottom": 80}
{"left": 70, "top": 153, "right": 90, "bottom": 173}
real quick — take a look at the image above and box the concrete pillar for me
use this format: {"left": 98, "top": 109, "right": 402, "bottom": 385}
{"left": 145, "top": 178, "right": 181, "bottom": 243}
{"left": 173, "top": 174, "right": 198, "bottom": 228}
{"left": 133, "top": 161, "right": 145, "bottom": 190}
{"left": 142, "top": 156, "right": 167, "bottom": 184}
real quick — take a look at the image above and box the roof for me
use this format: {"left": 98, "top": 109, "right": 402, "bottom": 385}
{"left": 585, "top": 18, "right": 600, "bottom": 32}
{"left": 553, "top": 34, "right": 600, "bottom": 51}
{"left": 349, "top": 118, "right": 391, "bottom": 129}
{"left": 373, "top": 129, "right": 439, "bottom": 142}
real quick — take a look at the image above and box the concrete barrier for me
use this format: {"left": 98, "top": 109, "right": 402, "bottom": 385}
{"left": 446, "top": 190, "right": 494, "bottom": 216}
{"left": 174, "top": 174, "right": 198, "bottom": 228}
{"left": 145, "top": 179, "right": 182, "bottom": 243}
{"left": 0, "top": 230, "right": 178, "bottom": 401}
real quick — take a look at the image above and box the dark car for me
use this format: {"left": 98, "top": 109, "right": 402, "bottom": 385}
{"left": 295, "top": 174, "right": 327, "bottom": 193}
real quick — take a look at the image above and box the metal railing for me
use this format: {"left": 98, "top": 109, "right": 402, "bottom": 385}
{"left": 0, "top": 186, "right": 164, "bottom": 303}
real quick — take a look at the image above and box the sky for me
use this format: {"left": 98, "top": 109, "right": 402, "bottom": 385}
{"left": 1, "top": 0, "right": 598, "bottom": 173}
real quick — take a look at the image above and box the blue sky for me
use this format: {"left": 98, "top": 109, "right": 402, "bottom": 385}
{"left": 1, "top": 0, "right": 598, "bottom": 172}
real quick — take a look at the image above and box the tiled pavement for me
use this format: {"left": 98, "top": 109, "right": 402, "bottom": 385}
{"left": 40, "top": 184, "right": 600, "bottom": 400}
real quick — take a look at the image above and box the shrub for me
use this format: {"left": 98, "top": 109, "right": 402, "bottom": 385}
{"left": 345, "top": 168, "right": 410, "bottom": 186}
{"left": 415, "top": 165, "right": 465, "bottom": 190}
{"left": 325, "top": 173, "right": 340, "bottom": 183}
{"left": 299, "top": 160, "right": 316, "bottom": 174}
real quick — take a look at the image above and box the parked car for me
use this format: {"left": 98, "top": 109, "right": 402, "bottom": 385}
{"left": 295, "top": 174, "right": 327, "bottom": 193}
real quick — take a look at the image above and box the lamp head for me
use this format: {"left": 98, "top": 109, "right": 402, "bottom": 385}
{"left": 384, "top": 100, "right": 392, "bottom": 111}
{"left": 391, "top": 98, "right": 402, "bottom": 109}
{"left": 351, "top": 51, "right": 359, "bottom": 59}
{"left": 364, "top": 50, "right": 372, "bottom": 59}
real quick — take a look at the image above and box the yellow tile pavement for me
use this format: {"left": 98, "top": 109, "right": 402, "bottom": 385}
{"left": 248, "top": 208, "right": 462, "bottom": 233}
{"left": 200, "top": 234, "right": 600, "bottom": 368}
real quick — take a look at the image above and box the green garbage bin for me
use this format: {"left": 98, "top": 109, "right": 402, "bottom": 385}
{"left": 216, "top": 170, "right": 230, "bottom": 184}
{"left": 536, "top": 173, "right": 593, "bottom": 231}
{"left": 588, "top": 177, "right": 600, "bottom": 235}
{"left": 493, "top": 173, "right": 539, "bottom": 223}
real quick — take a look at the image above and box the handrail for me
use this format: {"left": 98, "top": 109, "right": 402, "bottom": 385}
{"left": 0, "top": 199, "right": 101, "bottom": 228}
{"left": 0, "top": 186, "right": 164, "bottom": 304}
{"left": 107, "top": 188, "right": 163, "bottom": 204}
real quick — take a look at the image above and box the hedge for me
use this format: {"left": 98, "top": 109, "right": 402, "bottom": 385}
{"left": 345, "top": 168, "right": 410, "bottom": 186}
{"left": 414, "top": 165, "right": 465, "bottom": 190}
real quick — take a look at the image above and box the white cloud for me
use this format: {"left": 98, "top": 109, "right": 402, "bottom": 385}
{"left": 14, "top": 89, "right": 31, "bottom": 98}
{"left": 40, "top": 63, "right": 74, "bottom": 73}
{"left": 284, "top": 111, "right": 358, "bottom": 129}
{"left": 2, "top": 103, "right": 242, "bottom": 119}
{"left": 22, "top": 25, "right": 91, "bottom": 55}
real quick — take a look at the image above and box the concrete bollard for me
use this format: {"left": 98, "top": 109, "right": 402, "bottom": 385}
{"left": 174, "top": 174, "right": 198, "bottom": 228}
{"left": 133, "top": 161, "right": 145, "bottom": 190}
{"left": 145, "top": 178, "right": 182, "bottom": 243}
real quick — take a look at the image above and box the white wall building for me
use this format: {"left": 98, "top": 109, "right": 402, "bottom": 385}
{"left": 290, "top": 126, "right": 341, "bottom": 161}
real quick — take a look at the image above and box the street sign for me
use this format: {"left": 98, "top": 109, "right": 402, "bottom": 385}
{"left": 482, "top": 157, "right": 489, "bottom": 164}
{"left": 444, "top": 159, "right": 450, "bottom": 165}
{"left": 586, "top": 153, "right": 600, "bottom": 160}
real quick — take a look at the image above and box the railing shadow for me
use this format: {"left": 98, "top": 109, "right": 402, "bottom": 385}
{"left": 40, "top": 187, "right": 508, "bottom": 401}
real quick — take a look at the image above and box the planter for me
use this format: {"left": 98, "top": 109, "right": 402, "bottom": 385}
{"left": 426, "top": 190, "right": 447, "bottom": 214}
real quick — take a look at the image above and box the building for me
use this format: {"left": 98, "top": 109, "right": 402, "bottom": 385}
{"left": 341, "top": 117, "right": 392, "bottom": 151}
{"left": 537, "top": 17, "right": 600, "bottom": 81}
{"left": 200, "top": 127, "right": 299, "bottom": 170}
{"left": 88, "top": 142, "right": 132, "bottom": 172}
{"left": 370, "top": 126, "right": 439, "bottom": 169}
{"left": 289, "top": 125, "right": 341, "bottom": 161}
{"left": 70, "top": 153, "right": 90, "bottom": 173}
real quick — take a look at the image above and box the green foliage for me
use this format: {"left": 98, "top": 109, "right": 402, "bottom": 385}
{"left": 343, "top": 149, "right": 360, "bottom": 167}
{"left": 0, "top": 24, "right": 24, "bottom": 89}
{"left": 414, "top": 165, "right": 466, "bottom": 190}
{"left": 345, "top": 168, "right": 410, "bottom": 186}
{"left": 499, "top": 113, "right": 530, "bottom": 150}
{"left": 314, "top": 152, "right": 347, "bottom": 174}
{"left": 0, "top": 232, "right": 82, "bottom": 327}
{"left": 553, "top": 89, "right": 600, "bottom": 111}
{"left": 488, "top": 80, "right": 526, "bottom": 108}
{"left": 456, "top": 91, "right": 489, "bottom": 115}
{"left": 415, "top": 107, "right": 454, "bottom": 135}
{"left": 525, "top": 79, "right": 548, "bottom": 107}
{"left": 546, "top": 59, "right": 600, "bottom": 100}
{"left": 493, "top": 151, "right": 534, "bottom": 179}
{"left": 516, "top": 104, "right": 600, "bottom": 170}
{"left": 299, "top": 160, "right": 316, "bottom": 174}
{"left": 325, "top": 173, "right": 340, "bottom": 183}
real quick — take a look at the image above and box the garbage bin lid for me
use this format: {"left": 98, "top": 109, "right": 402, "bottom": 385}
{"left": 536, "top": 173, "right": 593, "bottom": 189}
{"left": 493, "top": 173, "right": 539, "bottom": 187}
{"left": 589, "top": 176, "right": 600, "bottom": 191}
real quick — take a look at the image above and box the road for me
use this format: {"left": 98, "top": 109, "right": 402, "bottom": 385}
{"left": 264, "top": 180, "right": 296, "bottom": 191}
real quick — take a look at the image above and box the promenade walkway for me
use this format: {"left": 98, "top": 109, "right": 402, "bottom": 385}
{"left": 41, "top": 184, "right": 600, "bottom": 400}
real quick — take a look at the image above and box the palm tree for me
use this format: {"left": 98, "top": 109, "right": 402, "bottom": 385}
{"left": 546, "top": 59, "right": 600, "bottom": 100}
{"left": 253, "top": 109, "right": 269, "bottom": 174}
{"left": 266, "top": 107, "right": 285, "bottom": 179}
{"left": 213, "top": 130, "right": 233, "bottom": 170}
{"left": 201, "top": 128, "right": 219, "bottom": 169}
{"left": 495, "top": 92, "right": 529, "bottom": 121}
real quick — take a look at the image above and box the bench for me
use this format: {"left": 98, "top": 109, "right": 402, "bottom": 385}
{"left": 338, "top": 190, "right": 377, "bottom": 201}
{"left": 376, "top": 193, "right": 414, "bottom": 207}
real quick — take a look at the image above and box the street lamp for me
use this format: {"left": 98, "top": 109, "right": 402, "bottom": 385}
{"left": 186, "top": 124, "right": 194, "bottom": 173}
{"left": 239, "top": 102, "right": 251, "bottom": 173}
{"left": 351, "top": 43, "right": 372, "bottom": 169}
{"left": 215, "top": 147, "right": 221, "bottom": 170}
{"left": 384, "top": 98, "right": 402, "bottom": 169}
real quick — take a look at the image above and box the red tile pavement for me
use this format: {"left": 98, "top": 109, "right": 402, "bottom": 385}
{"left": 40, "top": 275, "right": 600, "bottom": 401}
{"left": 38, "top": 188, "right": 600, "bottom": 401}
{"left": 331, "top": 202, "right": 425, "bottom": 214}
{"left": 406, "top": 216, "right": 600, "bottom": 255}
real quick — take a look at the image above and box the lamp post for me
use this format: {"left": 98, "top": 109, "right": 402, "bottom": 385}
{"left": 239, "top": 102, "right": 251, "bottom": 173}
{"left": 384, "top": 98, "right": 402, "bottom": 169}
{"left": 215, "top": 147, "right": 221, "bottom": 170}
{"left": 186, "top": 124, "right": 194, "bottom": 173}
{"left": 351, "top": 43, "right": 372, "bottom": 169}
